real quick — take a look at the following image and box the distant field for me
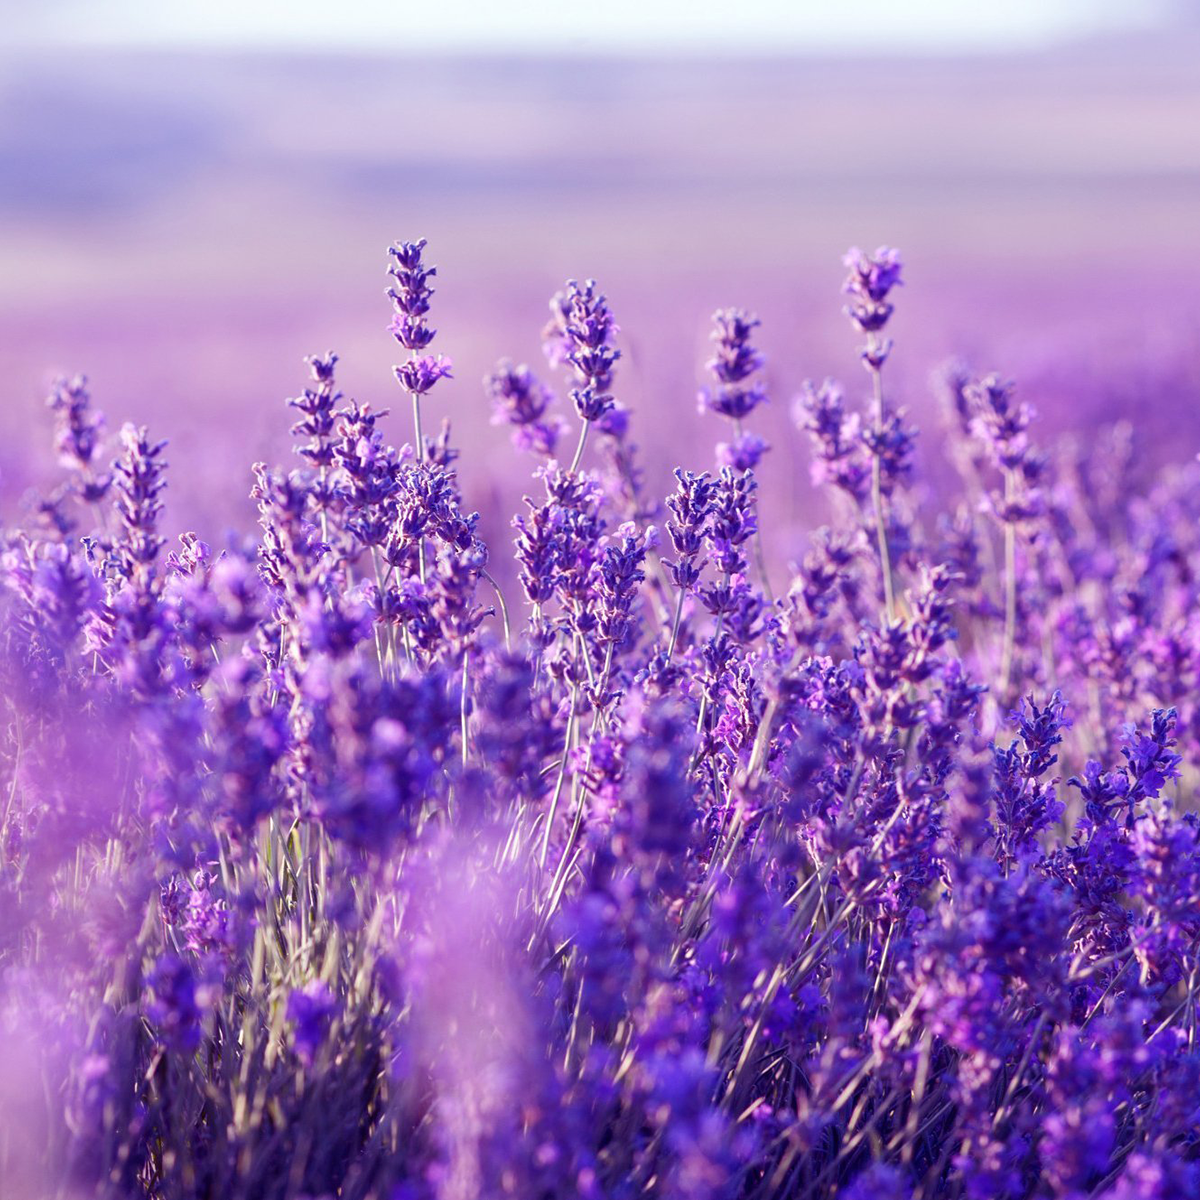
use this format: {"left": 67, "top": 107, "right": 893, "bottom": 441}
{"left": 2, "top": 37, "right": 1198, "bottom": 557}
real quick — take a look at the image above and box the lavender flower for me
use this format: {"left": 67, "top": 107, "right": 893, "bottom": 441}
{"left": 389, "top": 238, "right": 452, "bottom": 467}
{"left": 47, "top": 374, "right": 112, "bottom": 502}
{"left": 794, "top": 379, "right": 869, "bottom": 504}
{"left": 9, "top": 234, "right": 1200, "bottom": 1200}
{"left": 546, "top": 277, "right": 621, "bottom": 469}
{"left": 485, "top": 358, "right": 564, "bottom": 457}
{"left": 842, "top": 244, "right": 903, "bottom": 339}
{"left": 698, "top": 308, "right": 768, "bottom": 425}
{"left": 112, "top": 423, "right": 167, "bottom": 584}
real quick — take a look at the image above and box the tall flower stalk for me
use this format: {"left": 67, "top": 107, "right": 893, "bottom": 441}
{"left": 544, "top": 278, "right": 620, "bottom": 473}
{"left": 700, "top": 307, "right": 773, "bottom": 599}
{"left": 5, "top": 235, "right": 1200, "bottom": 1200}
{"left": 965, "top": 373, "right": 1044, "bottom": 699}
{"left": 387, "top": 238, "right": 452, "bottom": 466}
{"left": 842, "top": 246, "right": 904, "bottom": 621}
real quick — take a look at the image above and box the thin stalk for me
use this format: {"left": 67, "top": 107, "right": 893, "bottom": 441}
{"left": 866, "top": 332, "right": 896, "bottom": 622}
{"left": 410, "top": 389, "right": 428, "bottom": 584}
{"left": 410, "top": 390, "right": 424, "bottom": 463}
{"left": 459, "top": 650, "right": 470, "bottom": 769}
{"left": 540, "top": 777, "right": 588, "bottom": 934}
{"left": 999, "top": 470, "right": 1017, "bottom": 697}
{"left": 539, "top": 684, "right": 578, "bottom": 869}
{"left": 666, "top": 586, "right": 686, "bottom": 660}
{"left": 734, "top": 417, "right": 775, "bottom": 602}
{"left": 569, "top": 419, "right": 590, "bottom": 474}
{"left": 692, "top": 576, "right": 730, "bottom": 744}
{"left": 480, "top": 568, "right": 512, "bottom": 650}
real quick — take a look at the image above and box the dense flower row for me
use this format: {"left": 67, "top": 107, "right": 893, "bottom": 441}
{"left": 1, "top": 239, "right": 1198, "bottom": 1199}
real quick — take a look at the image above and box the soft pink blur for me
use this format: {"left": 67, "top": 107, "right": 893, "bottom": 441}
{"left": 2, "top": 35, "right": 1199, "bottom": 568}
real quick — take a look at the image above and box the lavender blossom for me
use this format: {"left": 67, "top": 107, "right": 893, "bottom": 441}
{"left": 389, "top": 238, "right": 452, "bottom": 465}
{"left": 698, "top": 307, "right": 768, "bottom": 426}
{"left": 8, "top": 235, "right": 1200, "bottom": 1200}
{"left": 47, "top": 374, "right": 112, "bottom": 502}
{"left": 485, "top": 358, "right": 564, "bottom": 457}
{"left": 546, "top": 277, "right": 621, "bottom": 470}
{"left": 112, "top": 423, "right": 167, "bottom": 584}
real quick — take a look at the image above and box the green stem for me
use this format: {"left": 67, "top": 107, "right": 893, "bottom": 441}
{"left": 540, "top": 684, "right": 578, "bottom": 869}
{"left": 999, "top": 470, "right": 1017, "bottom": 698}
{"left": 569, "top": 419, "right": 590, "bottom": 474}
{"left": 866, "top": 334, "right": 896, "bottom": 622}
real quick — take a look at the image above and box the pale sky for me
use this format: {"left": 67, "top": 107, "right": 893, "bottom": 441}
{"left": 1, "top": 0, "right": 1183, "bottom": 54}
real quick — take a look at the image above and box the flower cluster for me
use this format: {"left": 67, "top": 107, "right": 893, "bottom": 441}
{"left": 3, "top": 239, "right": 1200, "bottom": 1200}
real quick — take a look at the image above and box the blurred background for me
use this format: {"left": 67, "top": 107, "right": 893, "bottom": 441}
{"left": 2, "top": 0, "right": 1199, "bottom": 563}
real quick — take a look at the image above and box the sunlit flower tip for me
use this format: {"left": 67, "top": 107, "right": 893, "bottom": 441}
{"left": 707, "top": 307, "right": 765, "bottom": 385}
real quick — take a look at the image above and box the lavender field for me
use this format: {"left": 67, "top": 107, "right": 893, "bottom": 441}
{"left": 3, "top": 18, "right": 1200, "bottom": 1200}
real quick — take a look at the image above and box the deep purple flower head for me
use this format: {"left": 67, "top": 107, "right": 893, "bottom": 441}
{"left": 394, "top": 355, "right": 453, "bottom": 397}
{"left": 1129, "top": 807, "right": 1200, "bottom": 983}
{"left": 842, "top": 245, "right": 903, "bottom": 333}
{"left": 47, "top": 374, "right": 112, "bottom": 501}
{"left": 706, "top": 309, "right": 764, "bottom": 383}
{"left": 486, "top": 360, "right": 554, "bottom": 428}
{"left": 571, "top": 385, "right": 613, "bottom": 423}
{"left": 288, "top": 351, "right": 342, "bottom": 473}
{"left": 619, "top": 697, "right": 698, "bottom": 879}
{"left": 706, "top": 468, "right": 758, "bottom": 577}
{"left": 545, "top": 278, "right": 620, "bottom": 424}
{"left": 334, "top": 400, "right": 401, "bottom": 550}
{"left": 388, "top": 238, "right": 452, "bottom": 398}
{"left": 699, "top": 308, "right": 767, "bottom": 424}
{"left": 793, "top": 379, "right": 869, "bottom": 503}
{"left": 860, "top": 408, "right": 916, "bottom": 495}
{"left": 112, "top": 423, "right": 168, "bottom": 581}
{"left": 597, "top": 400, "right": 631, "bottom": 441}
{"left": 387, "top": 239, "right": 435, "bottom": 326}
{"left": 595, "top": 522, "right": 649, "bottom": 653}
{"left": 1069, "top": 707, "right": 1180, "bottom": 828}
{"left": 305, "top": 663, "right": 454, "bottom": 852}
{"left": 965, "top": 374, "right": 1031, "bottom": 469}
{"left": 179, "top": 871, "right": 238, "bottom": 961}
{"left": 991, "top": 692, "right": 1069, "bottom": 867}
{"left": 1120, "top": 707, "right": 1181, "bottom": 800}
{"left": 564, "top": 279, "right": 619, "bottom": 386}
{"left": 664, "top": 469, "right": 716, "bottom": 590}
